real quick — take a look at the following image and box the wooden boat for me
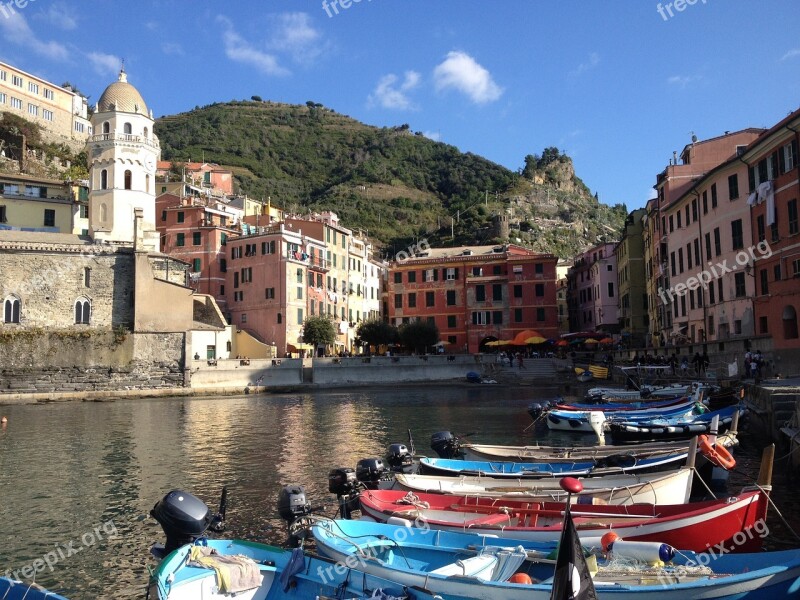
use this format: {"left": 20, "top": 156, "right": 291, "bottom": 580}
{"left": 0, "top": 578, "right": 69, "bottom": 600}
{"left": 546, "top": 400, "right": 699, "bottom": 433}
{"left": 607, "top": 404, "right": 743, "bottom": 443}
{"left": 391, "top": 466, "right": 694, "bottom": 504}
{"left": 460, "top": 431, "right": 738, "bottom": 462}
{"left": 358, "top": 485, "right": 769, "bottom": 552}
{"left": 417, "top": 444, "right": 693, "bottom": 479}
{"left": 147, "top": 538, "right": 442, "bottom": 600}
{"left": 586, "top": 382, "right": 692, "bottom": 402}
{"left": 312, "top": 518, "right": 800, "bottom": 600}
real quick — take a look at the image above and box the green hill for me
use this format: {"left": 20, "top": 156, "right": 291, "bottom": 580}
{"left": 155, "top": 100, "right": 626, "bottom": 258}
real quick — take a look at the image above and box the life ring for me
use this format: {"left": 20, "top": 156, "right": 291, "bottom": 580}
{"left": 698, "top": 435, "right": 736, "bottom": 470}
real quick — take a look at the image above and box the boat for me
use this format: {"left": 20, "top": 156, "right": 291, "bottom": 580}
{"left": 391, "top": 466, "right": 695, "bottom": 504}
{"left": 552, "top": 395, "right": 695, "bottom": 412}
{"left": 606, "top": 403, "right": 744, "bottom": 443}
{"left": 546, "top": 400, "right": 701, "bottom": 433}
{"left": 460, "top": 431, "right": 738, "bottom": 462}
{"left": 417, "top": 445, "right": 694, "bottom": 479}
{"left": 0, "top": 578, "right": 70, "bottom": 600}
{"left": 312, "top": 518, "right": 800, "bottom": 600}
{"left": 358, "top": 485, "right": 769, "bottom": 552}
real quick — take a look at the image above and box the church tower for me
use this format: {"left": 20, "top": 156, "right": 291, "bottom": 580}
{"left": 88, "top": 68, "right": 160, "bottom": 251}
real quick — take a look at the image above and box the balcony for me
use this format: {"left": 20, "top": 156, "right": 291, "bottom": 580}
{"left": 90, "top": 133, "right": 160, "bottom": 149}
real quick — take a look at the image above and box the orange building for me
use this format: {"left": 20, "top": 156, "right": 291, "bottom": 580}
{"left": 388, "top": 244, "right": 558, "bottom": 353}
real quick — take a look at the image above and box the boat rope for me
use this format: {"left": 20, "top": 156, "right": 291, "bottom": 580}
{"left": 748, "top": 483, "right": 800, "bottom": 544}
{"left": 398, "top": 492, "right": 430, "bottom": 510}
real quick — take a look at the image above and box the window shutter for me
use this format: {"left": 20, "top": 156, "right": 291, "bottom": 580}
{"left": 433, "top": 269, "right": 438, "bottom": 281}
{"left": 454, "top": 268, "right": 459, "bottom": 280}
{"left": 748, "top": 166, "right": 756, "bottom": 192}
{"left": 779, "top": 146, "right": 786, "bottom": 174}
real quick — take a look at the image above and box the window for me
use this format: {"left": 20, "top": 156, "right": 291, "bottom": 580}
{"left": 775, "top": 264, "right": 782, "bottom": 282}
{"left": 447, "top": 315, "right": 456, "bottom": 328}
{"left": 711, "top": 183, "right": 718, "bottom": 208}
{"left": 607, "top": 282, "right": 614, "bottom": 298}
{"left": 0, "top": 92, "right": 5, "bottom": 104}
{"left": 714, "top": 228, "right": 721, "bottom": 256}
{"left": 669, "top": 215, "right": 674, "bottom": 232}
{"left": 782, "top": 140, "right": 798, "bottom": 173}
{"left": 297, "top": 286, "right": 303, "bottom": 300}
{"left": 193, "top": 259, "right": 201, "bottom": 272}
{"left": 771, "top": 213, "right": 779, "bottom": 243}
{"left": 10, "top": 97, "right": 22, "bottom": 109}
{"left": 261, "top": 240, "right": 276, "bottom": 254}
{"left": 709, "top": 282, "right": 715, "bottom": 304}
{"left": 84, "top": 267, "right": 91, "bottom": 288}
{"left": 3, "top": 297, "right": 20, "bottom": 323}
{"left": 535, "top": 263, "right": 544, "bottom": 274}
{"left": 99, "top": 169, "right": 108, "bottom": 190}
{"left": 176, "top": 211, "right": 185, "bottom": 224}
{"left": 446, "top": 268, "right": 457, "bottom": 280}
{"left": 728, "top": 174, "right": 739, "bottom": 200}
{"left": 407, "top": 293, "right": 417, "bottom": 308}
{"left": 394, "top": 294, "right": 402, "bottom": 309}
{"left": 686, "top": 243, "right": 692, "bottom": 270}
{"left": 426, "top": 291, "right": 435, "bottom": 307}
{"left": 193, "top": 232, "right": 201, "bottom": 245}
{"left": 219, "top": 258, "right": 227, "bottom": 273}
{"left": 42, "top": 109, "right": 53, "bottom": 121}
{"left": 74, "top": 121, "right": 85, "bottom": 133}
{"left": 123, "top": 170, "right": 132, "bottom": 190}
{"left": 784, "top": 305, "right": 798, "bottom": 340}
{"left": 220, "top": 284, "right": 225, "bottom": 296}
{"left": 677, "top": 211, "right": 682, "bottom": 229}
{"left": 0, "top": 206, "right": 6, "bottom": 223}
{"left": 492, "top": 311, "right": 503, "bottom": 325}
{"left": 472, "top": 311, "right": 490, "bottom": 325}
{"left": 475, "top": 285, "right": 485, "bottom": 302}
{"left": 176, "top": 233, "right": 185, "bottom": 247}
{"left": 536, "top": 307, "right": 546, "bottom": 321}
{"left": 678, "top": 248, "right": 684, "bottom": 274}
{"left": 265, "top": 288, "right": 275, "bottom": 299}
{"left": 472, "top": 266, "right": 483, "bottom": 277}
{"left": 74, "top": 298, "right": 90, "bottom": 324}
{"left": 12, "top": 74, "right": 22, "bottom": 87}
{"left": 535, "top": 283, "right": 545, "bottom": 297}
{"left": 446, "top": 290, "right": 456, "bottom": 305}
{"left": 123, "top": 123, "right": 132, "bottom": 135}
{"left": 43, "top": 88, "right": 54, "bottom": 100}
{"left": 704, "top": 232, "right": 711, "bottom": 260}
{"left": 756, "top": 215, "right": 766, "bottom": 242}
{"left": 492, "top": 284, "right": 502, "bottom": 301}
{"left": 296, "top": 268, "right": 303, "bottom": 283}
{"left": 691, "top": 198, "right": 698, "bottom": 221}
{"left": 514, "top": 308, "right": 523, "bottom": 322}
{"left": 731, "top": 219, "right": 744, "bottom": 250}
{"left": 277, "top": 312, "right": 282, "bottom": 324}
{"left": 28, "top": 104, "right": 38, "bottom": 117}
{"left": 789, "top": 199, "right": 798, "bottom": 236}
{"left": 717, "top": 278, "right": 724, "bottom": 302}
{"left": 423, "top": 268, "right": 438, "bottom": 282}
{"left": 734, "top": 272, "right": 746, "bottom": 297}
{"left": 297, "top": 308, "right": 303, "bottom": 324}
{"left": 407, "top": 271, "right": 416, "bottom": 283}
{"left": 702, "top": 191, "right": 708, "bottom": 215}
{"left": 43, "top": 209, "right": 55, "bottom": 227}
{"left": 0, "top": 70, "right": 5, "bottom": 81}
{"left": 28, "top": 82, "right": 38, "bottom": 94}
{"left": 394, "top": 272, "right": 402, "bottom": 284}
{"left": 759, "top": 316, "right": 769, "bottom": 334}
{"left": 760, "top": 269, "right": 769, "bottom": 296}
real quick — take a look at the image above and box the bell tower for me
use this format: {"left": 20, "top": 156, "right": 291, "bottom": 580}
{"left": 87, "top": 68, "right": 160, "bottom": 251}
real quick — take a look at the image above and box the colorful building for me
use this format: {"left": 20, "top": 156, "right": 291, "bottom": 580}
{"left": 0, "top": 174, "right": 75, "bottom": 233}
{"left": 615, "top": 209, "right": 648, "bottom": 347}
{"left": 387, "top": 244, "right": 558, "bottom": 353}
{"left": 567, "top": 242, "right": 618, "bottom": 333}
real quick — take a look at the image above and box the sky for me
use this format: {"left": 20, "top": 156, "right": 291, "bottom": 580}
{"left": 1, "top": 0, "right": 799, "bottom": 210}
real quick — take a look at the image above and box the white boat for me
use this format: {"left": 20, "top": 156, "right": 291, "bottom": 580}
{"left": 392, "top": 467, "right": 694, "bottom": 504}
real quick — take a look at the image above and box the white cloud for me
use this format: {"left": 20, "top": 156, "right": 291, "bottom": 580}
{"left": 667, "top": 74, "right": 701, "bottom": 88}
{"left": 217, "top": 15, "right": 289, "bottom": 76}
{"left": 33, "top": 1, "right": 77, "bottom": 30}
{"left": 87, "top": 52, "right": 122, "bottom": 76}
{"left": 161, "top": 42, "right": 185, "bottom": 56}
{"left": 781, "top": 48, "right": 800, "bottom": 61}
{"left": 570, "top": 52, "right": 600, "bottom": 76}
{"left": 433, "top": 51, "right": 503, "bottom": 104}
{"left": 422, "top": 131, "right": 441, "bottom": 141}
{"left": 0, "top": 10, "right": 68, "bottom": 61}
{"left": 368, "top": 71, "right": 420, "bottom": 110}
{"left": 268, "top": 12, "right": 323, "bottom": 65}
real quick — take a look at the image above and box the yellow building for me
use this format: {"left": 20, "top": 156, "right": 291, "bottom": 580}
{"left": 0, "top": 61, "right": 91, "bottom": 152}
{"left": 0, "top": 174, "right": 75, "bottom": 233}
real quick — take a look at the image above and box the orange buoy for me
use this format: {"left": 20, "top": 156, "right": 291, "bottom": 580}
{"left": 601, "top": 531, "right": 620, "bottom": 553}
{"left": 508, "top": 573, "right": 532, "bottom": 584}
{"left": 698, "top": 434, "right": 736, "bottom": 470}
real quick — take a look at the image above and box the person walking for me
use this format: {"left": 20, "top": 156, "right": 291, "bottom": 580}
{"left": 692, "top": 352, "right": 702, "bottom": 375}
{"left": 701, "top": 351, "right": 710, "bottom": 375}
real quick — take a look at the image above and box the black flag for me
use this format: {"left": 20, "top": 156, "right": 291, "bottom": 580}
{"left": 549, "top": 508, "right": 598, "bottom": 600}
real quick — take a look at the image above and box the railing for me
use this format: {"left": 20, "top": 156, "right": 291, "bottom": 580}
{"left": 90, "top": 133, "right": 160, "bottom": 148}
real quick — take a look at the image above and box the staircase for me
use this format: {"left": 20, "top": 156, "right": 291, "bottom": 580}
{"left": 483, "top": 358, "right": 558, "bottom": 385}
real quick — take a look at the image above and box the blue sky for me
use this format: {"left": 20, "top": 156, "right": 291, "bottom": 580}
{"left": 1, "top": 0, "right": 799, "bottom": 209}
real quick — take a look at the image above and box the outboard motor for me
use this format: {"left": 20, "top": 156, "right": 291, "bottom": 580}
{"left": 430, "top": 431, "right": 461, "bottom": 459}
{"left": 527, "top": 402, "right": 544, "bottom": 421}
{"left": 151, "top": 490, "right": 213, "bottom": 556}
{"left": 278, "top": 484, "right": 313, "bottom": 548}
{"left": 386, "top": 443, "right": 413, "bottom": 472}
{"left": 356, "top": 458, "right": 387, "bottom": 490}
{"left": 328, "top": 468, "right": 360, "bottom": 519}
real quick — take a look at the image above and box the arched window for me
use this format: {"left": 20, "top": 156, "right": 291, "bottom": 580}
{"left": 123, "top": 122, "right": 132, "bottom": 135}
{"left": 100, "top": 169, "right": 108, "bottom": 190}
{"left": 783, "top": 305, "right": 798, "bottom": 339}
{"left": 124, "top": 170, "right": 132, "bottom": 190}
{"left": 3, "top": 296, "right": 20, "bottom": 324}
{"left": 143, "top": 126, "right": 149, "bottom": 139}
{"left": 102, "top": 122, "right": 110, "bottom": 134}
{"left": 277, "top": 313, "right": 282, "bottom": 324}
{"left": 145, "top": 174, "right": 150, "bottom": 192}
{"left": 100, "top": 203, "right": 107, "bottom": 222}
{"left": 75, "top": 298, "right": 91, "bottom": 325}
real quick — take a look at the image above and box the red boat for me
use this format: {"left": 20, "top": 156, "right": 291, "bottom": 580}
{"left": 359, "top": 485, "right": 770, "bottom": 553}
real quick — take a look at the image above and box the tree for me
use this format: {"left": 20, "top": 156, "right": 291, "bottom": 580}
{"left": 398, "top": 320, "right": 439, "bottom": 354}
{"left": 356, "top": 319, "right": 398, "bottom": 351}
{"left": 251, "top": 95, "right": 263, "bottom": 102}
{"left": 302, "top": 315, "right": 336, "bottom": 347}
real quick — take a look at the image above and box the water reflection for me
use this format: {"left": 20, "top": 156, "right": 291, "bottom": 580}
{"left": 0, "top": 387, "right": 797, "bottom": 599}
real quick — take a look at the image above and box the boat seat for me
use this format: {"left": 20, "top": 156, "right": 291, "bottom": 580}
{"left": 429, "top": 554, "right": 498, "bottom": 581}
{"left": 464, "top": 513, "right": 513, "bottom": 528}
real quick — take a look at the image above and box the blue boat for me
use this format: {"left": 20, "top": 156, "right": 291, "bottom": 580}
{"left": 0, "top": 578, "right": 69, "bottom": 600}
{"left": 312, "top": 519, "right": 800, "bottom": 600}
{"left": 608, "top": 403, "right": 744, "bottom": 442}
{"left": 417, "top": 446, "right": 691, "bottom": 478}
{"left": 546, "top": 399, "right": 700, "bottom": 433}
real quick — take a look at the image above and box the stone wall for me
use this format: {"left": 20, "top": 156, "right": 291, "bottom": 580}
{"left": 0, "top": 329, "right": 186, "bottom": 394}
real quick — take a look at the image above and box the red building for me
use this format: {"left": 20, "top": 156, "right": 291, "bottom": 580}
{"left": 156, "top": 193, "right": 239, "bottom": 311}
{"left": 388, "top": 244, "right": 558, "bottom": 353}
{"left": 743, "top": 108, "right": 800, "bottom": 364}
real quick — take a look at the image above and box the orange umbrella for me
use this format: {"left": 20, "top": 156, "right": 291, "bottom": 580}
{"left": 599, "top": 337, "right": 614, "bottom": 344}
{"left": 512, "top": 330, "right": 543, "bottom": 345}
{"left": 556, "top": 340, "right": 569, "bottom": 347}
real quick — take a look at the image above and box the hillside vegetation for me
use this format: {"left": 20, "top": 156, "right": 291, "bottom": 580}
{"left": 155, "top": 100, "right": 626, "bottom": 258}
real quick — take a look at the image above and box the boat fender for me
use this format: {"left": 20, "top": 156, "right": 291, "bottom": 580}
{"left": 608, "top": 540, "right": 676, "bottom": 564}
{"left": 568, "top": 419, "right": 582, "bottom": 428}
{"left": 508, "top": 573, "right": 533, "bottom": 584}
{"left": 698, "top": 435, "right": 736, "bottom": 470}
{"left": 548, "top": 414, "right": 561, "bottom": 424}
{"left": 387, "top": 516, "right": 414, "bottom": 528}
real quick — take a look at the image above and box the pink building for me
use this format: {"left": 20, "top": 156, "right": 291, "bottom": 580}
{"left": 156, "top": 161, "right": 234, "bottom": 196}
{"left": 567, "top": 242, "right": 618, "bottom": 332}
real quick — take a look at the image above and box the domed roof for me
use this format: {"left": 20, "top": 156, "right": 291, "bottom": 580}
{"left": 97, "top": 69, "right": 148, "bottom": 114}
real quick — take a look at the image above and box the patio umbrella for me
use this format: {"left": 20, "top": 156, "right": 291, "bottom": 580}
{"left": 524, "top": 336, "right": 547, "bottom": 345}
{"left": 512, "top": 330, "right": 543, "bottom": 345}
{"left": 599, "top": 337, "right": 614, "bottom": 344}
{"left": 433, "top": 341, "right": 450, "bottom": 347}
{"left": 583, "top": 338, "right": 599, "bottom": 345}
{"left": 556, "top": 340, "right": 569, "bottom": 347}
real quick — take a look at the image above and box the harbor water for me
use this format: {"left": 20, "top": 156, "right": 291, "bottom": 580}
{"left": 0, "top": 385, "right": 798, "bottom": 599}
